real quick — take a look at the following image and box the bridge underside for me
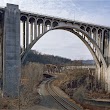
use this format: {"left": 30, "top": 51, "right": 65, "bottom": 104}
{"left": 0, "top": 3, "right": 110, "bottom": 98}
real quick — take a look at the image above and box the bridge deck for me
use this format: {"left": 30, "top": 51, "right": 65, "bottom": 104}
{"left": 21, "top": 10, "right": 110, "bottom": 30}
{"left": 0, "top": 6, "right": 110, "bottom": 30}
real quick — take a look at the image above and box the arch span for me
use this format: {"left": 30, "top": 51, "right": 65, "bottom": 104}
{"left": 21, "top": 25, "right": 107, "bottom": 69}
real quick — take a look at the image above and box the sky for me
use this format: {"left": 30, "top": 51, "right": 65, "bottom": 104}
{"left": 0, "top": 0, "right": 110, "bottom": 60}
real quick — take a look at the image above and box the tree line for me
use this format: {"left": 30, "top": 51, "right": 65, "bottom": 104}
{"left": 23, "top": 50, "right": 95, "bottom": 66}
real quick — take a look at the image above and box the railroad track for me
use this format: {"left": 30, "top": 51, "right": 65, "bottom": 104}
{"left": 45, "top": 78, "right": 83, "bottom": 110}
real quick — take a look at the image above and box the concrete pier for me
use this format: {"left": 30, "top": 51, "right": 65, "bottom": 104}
{"left": 3, "top": 4, "right": 21, "bottom": 98}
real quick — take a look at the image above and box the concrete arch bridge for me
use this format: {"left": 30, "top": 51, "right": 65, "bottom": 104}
{"left": 0, "top": 4, "right": 110, "bottom": 97}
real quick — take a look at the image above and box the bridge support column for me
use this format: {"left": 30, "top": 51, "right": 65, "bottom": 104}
{"left": 95, "top": 65, "right": 106, "bottom": 91}
{"left": 0, "top": 22, "right": 3, "bottom": 86}
{"left": 107, "top": 31, "right": 110, "bottom": 92}
{"left": 107, "top": 66, "right": 110, "bottom": 92}
{"left": 96, "top": 65, "right": 101, "bottom": 90}
{"left": 26, "top": 18, "right": 29, "bottom": 47}
{"left": 100, "top": 65, "right": 106, "bottom": 91}
{"left": 3, "top": 4, "right": 21, "bottom": 98}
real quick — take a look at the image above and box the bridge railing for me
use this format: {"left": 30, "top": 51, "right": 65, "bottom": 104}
{"left": 0, "top": 5, "right": 110, "bottom": 29}
{"left": 21, "top": 9, "right": 110, "bottom": 29}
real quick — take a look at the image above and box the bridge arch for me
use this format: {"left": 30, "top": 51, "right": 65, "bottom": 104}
{"left": 52, "top": 21, "right": 59, "bottom": 27}
{"left": 80, "top": 26, "right": 85, "bottom": 31}
{"left": 21, "top": 25, "right": 107, "bottom": 69}
{"left": 44, "top": 19, "right": 51, "bottom": 31}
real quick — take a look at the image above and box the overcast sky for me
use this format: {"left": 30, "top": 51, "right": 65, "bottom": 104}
{"left": 1, "top": 0, "right": 110, "bottom": 60}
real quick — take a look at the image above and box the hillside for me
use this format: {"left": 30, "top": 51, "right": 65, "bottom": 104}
{"left": 23, "top": 50, "right": 95, "bottom": 65}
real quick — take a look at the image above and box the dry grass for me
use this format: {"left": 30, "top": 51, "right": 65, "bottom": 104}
{"left": 20, "top": 62, "right": 44, "bottom": 108}
{"left": 55, "top": 68, "right": 110, "bottom": 110}
{"left": 0, "top": 96, "right": 19, "bottom": 109}
{"left": 0, "top": 62, "right": 44, "bottom": 109}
